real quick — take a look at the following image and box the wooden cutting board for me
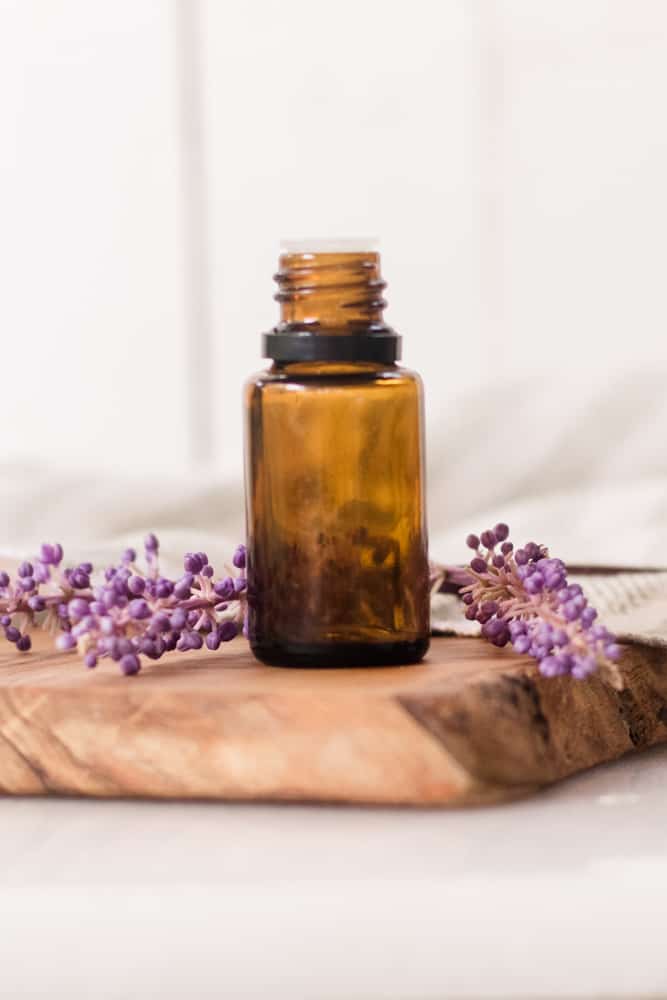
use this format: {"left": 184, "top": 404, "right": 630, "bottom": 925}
{"left": 0, "top": 633, "right": 665, "bottom": 805}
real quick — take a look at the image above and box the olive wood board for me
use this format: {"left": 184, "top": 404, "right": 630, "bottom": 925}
{"left": 0, "top": 634, "right": 665, "bottom": 806}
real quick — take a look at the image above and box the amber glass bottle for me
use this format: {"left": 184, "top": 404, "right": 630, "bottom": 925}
{"left": 244, "top": 243, "right": 429, "bottom": 667}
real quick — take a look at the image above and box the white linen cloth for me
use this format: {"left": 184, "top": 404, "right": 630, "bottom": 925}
{"left": 2, "top": 369, "right": 666, "bottom": 646}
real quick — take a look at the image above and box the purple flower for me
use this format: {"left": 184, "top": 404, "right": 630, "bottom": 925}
{"left": 121, "top": 653, "right": 141, "bottom": 676}
{"left": 128, "top": 599, "right": 151, "bottom": 620}
{"left": 0, "top": 534, "right": 247, "bottom": 675}
{"left": 144, "top": 534, "right": 159, "bottom": 555}
{"left": 458, "top": 524, "right": 622, "bottom": 688}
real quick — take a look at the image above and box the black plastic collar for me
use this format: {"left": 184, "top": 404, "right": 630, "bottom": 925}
{"left": 262, "top": 327, "right": 401, "bottom": 363}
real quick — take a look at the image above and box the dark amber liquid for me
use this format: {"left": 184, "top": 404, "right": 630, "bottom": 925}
{"left": 244, "top": 360, "right": 430, "bottom": 666}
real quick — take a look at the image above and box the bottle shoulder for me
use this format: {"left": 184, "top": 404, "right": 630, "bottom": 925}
{"left": 245, "top": 362, "right": 423, "bottom": 394}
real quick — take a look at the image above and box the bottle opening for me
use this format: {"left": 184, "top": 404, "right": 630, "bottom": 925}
{"left": 263, "top": 243, "right": 401, "bottom": 364}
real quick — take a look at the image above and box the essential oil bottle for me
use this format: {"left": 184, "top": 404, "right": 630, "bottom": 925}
{"left": 244, "top": 241, "right": 429, "bottom": 667}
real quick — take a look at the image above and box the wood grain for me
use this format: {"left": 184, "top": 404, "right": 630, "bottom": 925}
{"left": 0, "top": 635, "right": 664, "bottom": 805}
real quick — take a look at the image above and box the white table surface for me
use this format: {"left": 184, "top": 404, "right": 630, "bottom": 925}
{"left": 1, "top": 746, "right": 666, "bottom": 1000}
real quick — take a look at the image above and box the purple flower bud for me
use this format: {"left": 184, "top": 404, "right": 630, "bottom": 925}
{"left": 604, "top": 643, "right": 621, "bottom": 661}
{"left": 84, "top": 652, "right": 98, "bottom": 669}
{"left": 56, "top": 632, "right": 76, "bottom": 652}
{"left": 201, "top": 565, "right": 214, "bottom": 578}
{"left": 121, "top": 653, "right": 141, "bottom": 676}
{"left": 27, "top": 595, "right": 45, "bottom": 612}
{"left": 562, "top": 600, "right": 581, "bottom": 622}
{"left": 0, "top": 572, "right": 9, "bottom": 588}
{"left": 151, "top": 612, "right": 171, "bottom": 633}
{"left": 524, "top": 543, "right": 540, "bottom": 560}
{"left": 144, "top": 534, "right": 159, "bottom": 554}
{"left": 552, "top": 628, "right": 569, "bottom": 647}
{"left": 481, "top": 618, "right": 503, "bottom": 638}
{"left": 465, "top": 534, "right": 480, "bottom": 551}
{"left": 219, "top": 620, "right": 238, "bottom": 642}
{"left": 52, "top": 544, "right": 64, "bottom": 565}
{"left": 232, "top": 545, "right": 247, "bottom": 570}
{"left": 163, "top": 632, "right": 178, "bottom": 651}
{"left": 462, "top": 592, "right": 474, "bottom": 606}
{"left": 174, "top": 574, "right": 194, "bottom": 599}
{"left": 19, "top": 577, "right": 36, "bottom": 592}
{"left": 70, "top": 569, "right": 90, "bottom": 589}
{"left": 480, "top": 600, "right": 499, "bottom": 615}
{"left": 39, "top": 544, "right": 56, "bottom": 564}
{"left": 18, "top": 561, "right": 33, "bottom": 578}
{"left": 514, "top": 549, "right": 528, "bottom": 565}
{"left": 188, "top": 631, "right": 203, "bottom": 650}
{"left": 205, "top": 630, "right": 221, "bottom": 651}
{"left": 470, "top": 557, "right": 487, "bottom": 574}
{"left": 513, "top": 635, "right": 531, "bottom": 654}
{"left": 492, "top": 554, "right": 505, "bottom": 569}
{"left": 464, "top": 604, "right": 478, "bottom": 621}
{"left": 233, "top": 577, "right": 247, "bottom": 594}
{"left": 5, "top": 626, "right": 20, "bottom": 643}
{"left": 540, "top": 655, "right": 562, "bottom": 678}
{"left": 524, "top": 574, "right": 544, "bottom": 595}
{"left": 117, "top": 638, "right": 134, "bottom": 656}
{"left": 127, "top": 575, "right": 146, "bottom": 596}
{"left": 129, "top": 599, "right": 151, "bottom": 620}
{"left": 500, "top": 542, "right": 513, "bottom": 555}
{"left": 68, "top": 597, "right": 90, "bottom": 621}
{"left": 16, "top": 634, "right": 31, "bottom": 652}
{"left": 139, "top": 638, "right": 157, "bottom": 658}
{"left": 169, "top": 608, "right": 186, "bottom": 631}
{"left": 80, "top": 562, "right": 93, "bottom": 574}
{"left": 154, "top": 578, "right": 174, "bottom": 598}
{"left": 580, "top": 607, "right": 597, "bottom": 629}
{"left": 197, "top": 552, "right": 209, "bottom": 566}
{"left": 184, "top": 553, "right": 203, "bottom": 574}
{"left": 33, "top": 563, "right": 50, "bottom": 584}
{"left": 480, "top": 530, "right": 497, "bottom": 549}
{"left": 494, "top": 523, "right": 509, "bottom": 542}
{"left": 214, "top": 577, "right": 235, "bottom": 600}
{"left": 0, "top": 615, "right": 10, "bottom": 627}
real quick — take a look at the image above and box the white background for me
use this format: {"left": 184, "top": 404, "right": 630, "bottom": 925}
{"left": 1, "top": 0, "right": 667, "bottom": 560}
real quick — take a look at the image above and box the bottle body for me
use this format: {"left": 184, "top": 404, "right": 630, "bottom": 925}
{"left": 244, "top": 360, "right": 430, "bottom": 666}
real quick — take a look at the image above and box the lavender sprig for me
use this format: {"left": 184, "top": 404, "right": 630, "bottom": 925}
{"left": 457, "top": 524, "right": 622, "bottom": 688}
{"left": 0, "top": 536, "right": 246, "bottom": 676}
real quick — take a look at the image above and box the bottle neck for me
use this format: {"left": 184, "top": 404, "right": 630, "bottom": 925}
{"left": 274, "top": 251, "right": 387, "bottom": 331}
{"left": 264, "top": 250, "right": 401, "bottom": 363}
